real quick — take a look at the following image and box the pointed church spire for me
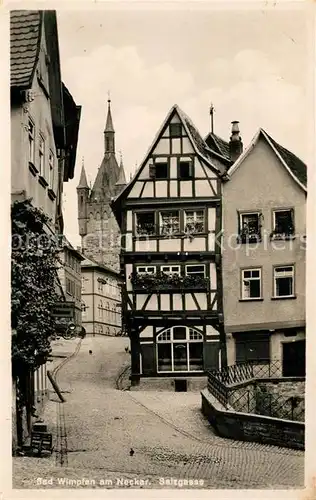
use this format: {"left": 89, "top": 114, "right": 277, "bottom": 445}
{"left": 104, "top": 95, "right": 115, "bottom": 153}
{"left": 77, "top": 157, "right": 89, "bottom": 189}
{"left": 105, "top": 96, "right": 114, "bottom": 133}
{"left": 116, "top": 152, "right": 127, "bottom": 186}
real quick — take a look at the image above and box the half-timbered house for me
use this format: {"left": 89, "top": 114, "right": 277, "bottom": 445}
{"left": 111, "top": 105, "right": 229, "bottom": 389}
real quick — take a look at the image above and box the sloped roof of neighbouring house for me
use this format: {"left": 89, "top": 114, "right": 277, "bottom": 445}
{"left": 228, "top": 128, "right": 307, "bottom": 191}
{"left": 81, "top": 255, "right": 121, "bottom": 278}
{"left": 264, "top": 132, "right": 307, "bottom": 187}
{"left": 10, "top": 10, "right": 43, "bottom": 88}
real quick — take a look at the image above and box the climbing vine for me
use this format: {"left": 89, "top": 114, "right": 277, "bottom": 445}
{"left": 11, "top": 199, "right": 61, "bottom": 381}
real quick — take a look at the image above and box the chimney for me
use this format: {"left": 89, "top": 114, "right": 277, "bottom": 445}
{"left": 229, "top": 121, "right": 243, "bottom": 162}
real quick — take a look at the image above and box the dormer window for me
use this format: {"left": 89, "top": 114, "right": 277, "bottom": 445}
{"left": 272, "top": 209, "right": 295, "bottom": 239}
{"left": 136, "top": 212, "right": 155, "bottom": 235}
{"left": 169, "top": 123, "right": 182, "bottom": 138}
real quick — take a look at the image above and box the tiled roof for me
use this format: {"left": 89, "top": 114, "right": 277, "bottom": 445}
{"left": 10, "top": 10, "right": 42, "bottom": 89}
{"left": 264, "top": 132, "right": 307, "bottom": 187}
{"left": 177, "top": 107, "right": 219, "bottom": 169}
{"left": 81, "top": 256, "right": 121, "bottom": 276}
{"left": 205, "top": 132, "right": 231, "bottom": 160}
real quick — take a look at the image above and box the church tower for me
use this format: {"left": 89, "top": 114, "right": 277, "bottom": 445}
{"left": 77, "top": 99, "right": 127, "bottom": 271}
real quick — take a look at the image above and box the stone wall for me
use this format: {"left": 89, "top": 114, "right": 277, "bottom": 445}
{"left": 201, "top": 389, "right": 304, "bottom": 450}
{"left": 131, "top": 376, "right": 207, "bottom": 392}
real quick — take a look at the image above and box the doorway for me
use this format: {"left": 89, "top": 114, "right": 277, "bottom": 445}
{"left": 282, "top": 339, "right": 305, "bottom": 377}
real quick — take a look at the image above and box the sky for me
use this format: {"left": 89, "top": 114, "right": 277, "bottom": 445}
{"left": 56, "top": 3, "right": 310, "bottom": 248}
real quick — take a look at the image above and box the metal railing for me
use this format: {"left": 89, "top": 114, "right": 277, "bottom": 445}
{"left": 210, "top": 359, "right": 282, "bottom": 386}
{"left": 229, "top": 388, "right": 305, "bottom": 422}
{"left": 207, "top": 360, "right": 304, "bottom": 422}
{"left": 207, "top": 371, "right": 229, "bottom": 408}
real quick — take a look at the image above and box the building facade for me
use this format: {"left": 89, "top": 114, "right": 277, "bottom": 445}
{"left": 81, "top": 257, "right": 122, "bottom": 336}
{"left": 77, "top": 100, "right": 126, "bottom": 272}
{"left": 112, "top": 105, "right": 230, "bottom": 388}
{"left": 10, "top": 10, "right": 81, "bottom": 448}
{"left": 57, "top": 237, "right": 84, "bottom": 329}
{"left": 221, "top": 127, "right": 306, "bottom": 376}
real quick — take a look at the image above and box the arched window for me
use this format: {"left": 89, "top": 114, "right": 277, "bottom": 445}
{"left": 156, "top": 326, "right": 203, "bottom": 373}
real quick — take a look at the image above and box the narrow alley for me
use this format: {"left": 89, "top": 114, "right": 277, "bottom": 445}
{"left": 13, "top": 336, "right": 304, "bottom": 490}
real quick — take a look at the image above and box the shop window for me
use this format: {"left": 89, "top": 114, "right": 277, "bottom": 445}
{"left": 156, "top": 326, "right": 203, "bottom": 372}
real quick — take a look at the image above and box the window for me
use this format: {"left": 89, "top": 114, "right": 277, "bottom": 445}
{"left": 179, "top": 160, "right": 193, "bottom": 179}
{"left": 185, "top": 210, "right": 204, "bottom": 234}
{"left": 241, "top": 269, "right": 261, "bottom": 299}
{"left": 136, "top": 212, "right": 155, "bottom": 235}
{"left": 186, "top": 265, "right": 205, "bottom": 278}
{"left": 156, "top": 326, "right": 203, "bottom": 372}
{"left": 154, "top": 161, "right": 168, "bottom": 180}
{"left": 239, "top": 212, "right": 261, "bottom": 243}
{"left": 98, "top": 301, "right": 103, "bottom": 318}
{"left": 272, "top": 209, "right": 294, "bottom": 238}
{"left": 274, "top": 266, "right": 294, "bottom": 298}
{"left": 236, "top": 334, "right": 270, "bottom": 364}
{"left": 28, "top": 119, "right": 35, "bottom": 164}
{"left": 48, "top": 151, "right": 54, "bottom": 189}
{"left": 161, "top": 265, "right": 180, "bottom": 276}
{"left": 39, "top": 133, "right": 45, "bottom": 176}
{"left": 169, "top": 123, "right": 182, "bottom": 137}
{"left": 160, "top": 211, "right": 180, "bottom": 236}
{"left": 136, "top": 266, "right": 156, "bottom": 275}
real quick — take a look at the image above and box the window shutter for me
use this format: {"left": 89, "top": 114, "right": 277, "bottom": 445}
{"left": 290, "top": 208, "right": 295, "bottom": 231}
{"left": 149, "top": 164, "right": 156, "bottom": 179}
{"left": 188, "top": 162, "right": 194, "bottom": 178}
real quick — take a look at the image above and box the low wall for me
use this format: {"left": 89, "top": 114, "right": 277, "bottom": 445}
{"left": 131, "top": 376, "right": 207, "bottom": 392}
{"left": 201, "top": 389, "right": 304, "bottom": 450}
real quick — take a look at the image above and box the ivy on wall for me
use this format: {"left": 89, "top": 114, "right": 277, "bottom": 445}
{"left": 11, "top": 199, "right": 61, "bottom": 381}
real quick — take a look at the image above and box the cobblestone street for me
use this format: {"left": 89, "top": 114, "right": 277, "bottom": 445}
{"left": 13, "top": 336, "right": 305, "bottom": 490}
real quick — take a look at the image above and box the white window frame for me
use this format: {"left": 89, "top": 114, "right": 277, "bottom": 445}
{"left": 273, "top": 265, "right": 295, "bottom": 298}
{"left": 39, "top": 133, "right": 45, "bottom": 176}
{"left": 185, "top": 264, "right": 206, "bottom": 277}
{"left": 28, "top": 118, "right": 35, "bottom": 164}
{"left": 160, "top": 211, "right": 180, "bottom": 235}
{"left": 241, "top": 268, "right": 262, "bottom": 300}
{"left": 184, "top": 209, "right": 204, "bottom": 233}
{"left": 136, "top": 266, "right": 156, "bottom": 275}
{"left": 161, "top": 265, "right": 181, "bottom": 276}
{"left": 156, "top": 326, "right": 204, "bottom": 373}
{"left": 48, "top": 150, "right": 54, "bottom": 189}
